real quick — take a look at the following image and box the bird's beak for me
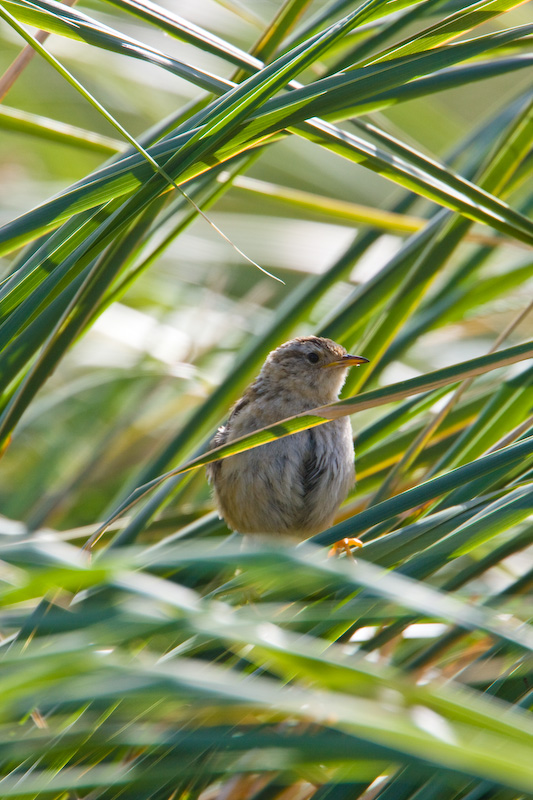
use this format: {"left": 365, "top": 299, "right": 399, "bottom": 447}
{"left": 322, "top": 354, "right": 369, "bottom": 368}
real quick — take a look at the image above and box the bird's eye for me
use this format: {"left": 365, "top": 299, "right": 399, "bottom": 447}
{"left": 307, "top": 352, "right": 320, "bottom": 364}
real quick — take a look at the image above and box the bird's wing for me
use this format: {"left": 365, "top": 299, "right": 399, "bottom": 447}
{"left": 206, "top": 391, "right": 257, "bottom": 483}
{"left": 300, "top": 428, "right": 327, "bottom": 499}
{"left": 205, "top": 423, "right": 228, "bottom": 483}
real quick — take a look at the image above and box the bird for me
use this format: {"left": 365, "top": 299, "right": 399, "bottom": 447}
{"left": 206, "top": 336, "right": 368, "bottom": 546}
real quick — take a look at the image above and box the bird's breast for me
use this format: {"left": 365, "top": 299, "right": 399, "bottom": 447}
{"left": 212, "top": 416, "right": 355, "bottom": 537}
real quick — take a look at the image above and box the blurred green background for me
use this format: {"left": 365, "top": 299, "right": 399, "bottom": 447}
{"left": 0, "top": 1, "right": 532, "bottom": 798}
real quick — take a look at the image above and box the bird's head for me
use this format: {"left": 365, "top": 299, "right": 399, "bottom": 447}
{"left": 260, "top": 336, "right": 368, "bottom": 405}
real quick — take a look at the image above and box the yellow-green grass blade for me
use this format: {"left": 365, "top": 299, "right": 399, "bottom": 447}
{"left": 0, "top": 105, "right": 125, "bottom": 154}
{"left": 360, "top": 0, "right": 530, "bottom": 66}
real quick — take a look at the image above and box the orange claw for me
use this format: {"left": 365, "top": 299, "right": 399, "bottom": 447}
{"left": 328, "top": 537, "right": 364, "bottom": 559}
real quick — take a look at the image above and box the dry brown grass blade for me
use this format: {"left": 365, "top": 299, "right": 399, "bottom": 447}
{"left": 0, "top": 0, "right": 78, "bottom": 101}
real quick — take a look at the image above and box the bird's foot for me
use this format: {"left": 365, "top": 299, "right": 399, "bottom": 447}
{"left": 328, "top": 537, "right": 363, "bottom": 559}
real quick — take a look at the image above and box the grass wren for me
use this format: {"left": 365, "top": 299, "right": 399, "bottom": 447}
{"left": 207, "top": 336, "right": 368, "bottom": 540}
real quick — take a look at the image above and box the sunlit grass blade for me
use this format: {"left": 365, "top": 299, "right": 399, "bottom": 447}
{"left": 2, "top": 0, "right": 232, "bottom": 93}
{"left": 361, "top": 0, "right": 529, "bottom": 65}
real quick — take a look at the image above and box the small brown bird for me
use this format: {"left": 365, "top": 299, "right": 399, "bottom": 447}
{"left": 207, "top": 336, "right": 368, "bottom": 541}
